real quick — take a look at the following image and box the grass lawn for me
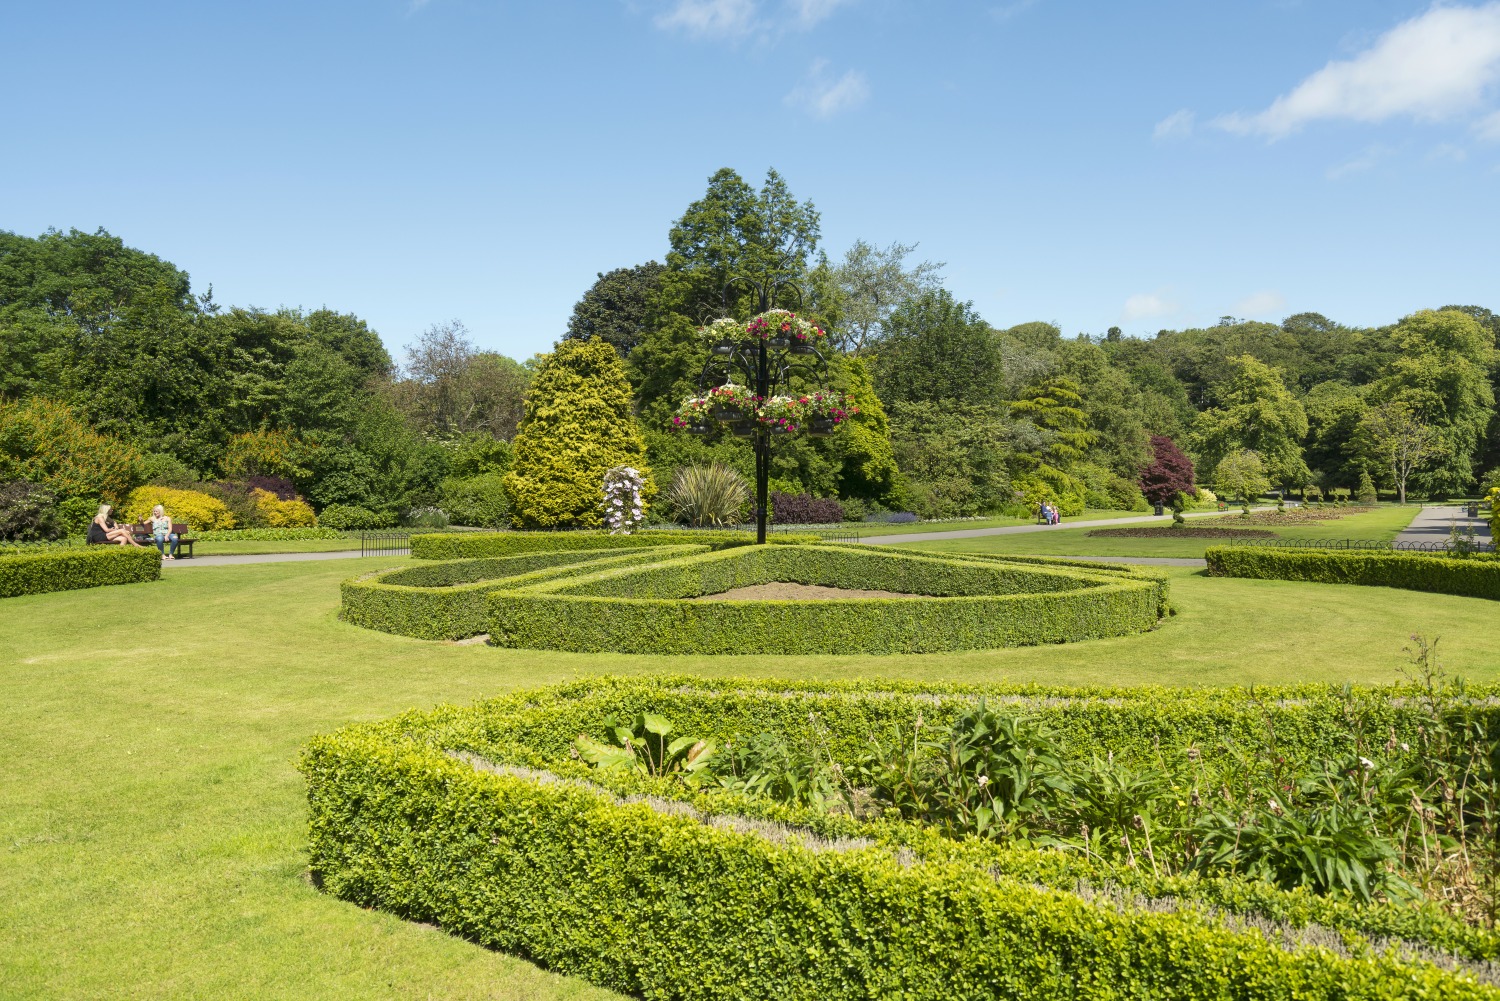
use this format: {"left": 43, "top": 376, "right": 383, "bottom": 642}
{"left": 899, "top": 504, "right": 1422, "bottom": 558}
{"left": 4, "top": 554, "right": 1498, "bottom": 999}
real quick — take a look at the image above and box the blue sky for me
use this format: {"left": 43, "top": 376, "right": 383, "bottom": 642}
{"left": 3, "top": 1, "right": 1498, "bottom": 361}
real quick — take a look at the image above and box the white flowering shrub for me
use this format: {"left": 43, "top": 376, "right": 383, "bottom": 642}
{"left": 601, "top": 466, "right": 646, "bottom": 535}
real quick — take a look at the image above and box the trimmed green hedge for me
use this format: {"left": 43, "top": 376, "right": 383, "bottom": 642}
{"left": 409, "top": 529, "right": 820, "bottom": 560}
{"left": 340, "top": 545, "right": 708, "bottom": 640}
{"left": 302, "top": 677, "right": 1500, "bottom": 999}
{"left": 0, "top": 547, "right": 161, "bottom": 598}
{"left": 344, "top": 542, "right": 1166, "bottom": 653}
{"left": 1206, "top": 546, "right": 1500, "bottom": 600}
{"left": 488, "top": 545, "right": 1166, "bottom": 654}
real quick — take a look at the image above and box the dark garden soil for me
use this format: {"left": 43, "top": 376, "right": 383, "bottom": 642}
{"left": 687, "top": 582, "right": 928, "bottom": 601}
{"left": 1085, "top": 527, "right": 1280, "bottom": 539}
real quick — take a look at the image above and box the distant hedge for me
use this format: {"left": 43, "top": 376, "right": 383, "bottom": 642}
{"left": 0, "top": 547, "right": 161, "bottom": 598}
{"left": 409, "top": 529, "right": 820, "bottom": 560}
{"left": 303, "top": 677, "right": 1500, "bottom": 1001}
{"left": 486, "top": 545, "right": 1166, "bottom": 655}
{"left": 1206, "top": 546, "right": 1500, "bottom": 601}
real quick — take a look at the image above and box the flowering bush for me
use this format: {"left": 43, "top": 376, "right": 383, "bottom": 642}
{"left": 250, "top": 488, "right": 318, "bottom": 527}
{"left": 601, "top": 466, "right": 647, "bottom": 535}
{"left": 122, "top": 485, "right": 237, "bottom": 530}
{"left": 745, "top": 309, "right": 826, "bottom": 345}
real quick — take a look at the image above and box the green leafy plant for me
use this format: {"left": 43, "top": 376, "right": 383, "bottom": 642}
{"left": 574, "top": 712, "right": 716, "bottom": 782}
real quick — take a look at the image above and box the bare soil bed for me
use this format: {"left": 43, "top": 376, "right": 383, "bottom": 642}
{"left": 1086, "top": 526, "right": 1279, "bottom": 539}
{"left": 687, "top": 582, "right": 928, "bottom": 601}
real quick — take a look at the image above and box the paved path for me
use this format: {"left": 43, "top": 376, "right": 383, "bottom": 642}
{"left": 860, "top": 507, "right": 1267, "bottom": 547}
{"left": 161, "top": 550, "right": 365, "bottom": 568}
{"left": 1394, "top": 504, "right": 1493, "bottom": 547}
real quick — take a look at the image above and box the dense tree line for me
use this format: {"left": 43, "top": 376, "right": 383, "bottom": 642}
{"left": 4, "top": 169, "right": 1497, "bottom": 536}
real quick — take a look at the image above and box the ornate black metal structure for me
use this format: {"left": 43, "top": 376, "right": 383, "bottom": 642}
{"left": 688, "top": 271, "right": 830, "bottom": 544}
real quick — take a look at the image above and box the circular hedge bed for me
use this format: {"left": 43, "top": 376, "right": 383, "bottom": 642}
{"left": 341, "top": 542, "right": 1169, "bottom": 654}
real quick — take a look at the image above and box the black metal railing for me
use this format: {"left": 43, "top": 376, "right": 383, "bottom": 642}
{"left": 1221, "top": 537, "right": 1496, "bottom": 554}
{"left": 359, "top": 532, "right": 413, "bottom": 557}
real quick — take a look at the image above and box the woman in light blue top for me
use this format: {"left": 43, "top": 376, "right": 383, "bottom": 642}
{"left": 149, "top": 504, "right": 180, "bottom": 559}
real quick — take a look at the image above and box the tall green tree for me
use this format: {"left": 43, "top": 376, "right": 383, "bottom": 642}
{"left": 564, "top": 262, "right": 665, "bottom": 357}
{"left": 504, "top": 338, "right": 653, "bottom": 528}
{"left": 871, "top": 291, "right": 1001, "bottom": 407}
{"left": 1191, "top": 354, "right": 1310, "bottom": 491}
{"left": 1371, "top": 309, "right": 1495, "bottom": 496}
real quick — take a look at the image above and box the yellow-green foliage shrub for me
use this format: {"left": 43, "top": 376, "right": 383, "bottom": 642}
{"left": 502, "top": 338, "right": 654, "bottom": 528}
{"left": 122, "top": 486, "right": 236, "bottom": 530}
{"left": 250, "top": 488, "right": 317, "bottom": 527}
{"left": 0, "top": 397, "right": 142, "bottom": 504}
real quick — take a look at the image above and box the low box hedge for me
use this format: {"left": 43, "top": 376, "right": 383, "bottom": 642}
{"left": 1206, "top": 546, "right": 1500, "bottom": 600}
{"left": 409, "top": 529, "right": 821, "bottom": 560}
{"left": 0, "top": 547, "right": 161, "bottom": 598}
{"left": 340, "top": 545, "right": 708, "bottom": 640}
{"left": 302, "top": 677, "right": 1500, "bottom": 1000}
{"left": 486, "top": 545, "right": 1167, "bottom": 655}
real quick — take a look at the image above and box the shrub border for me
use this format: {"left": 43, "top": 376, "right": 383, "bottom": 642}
{"left": 1206, "top": 546, "right": 1500, "bottom": 601}
{"left": 302, "top": 676, "right": 1500, "bottom": 1000}
{"left": 0, "top": 547, "right": 161, "bottom": 598}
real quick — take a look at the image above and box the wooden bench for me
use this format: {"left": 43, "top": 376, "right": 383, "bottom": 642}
{"left": 129, "top": 522, "right": 197, "bottom": 558}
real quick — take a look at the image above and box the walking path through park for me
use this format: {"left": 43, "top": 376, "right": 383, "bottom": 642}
{"left": 860, "top": 507, "right": 1266, "bottom": 547}
{"left": 164, "top": 510, "right": 1260, "bottom": 568}
{"left": 161, "top": 550, "right": 366, "bottom": 568}
{"left": 1393, "top": 504, "right": 1494, "bottom": 547}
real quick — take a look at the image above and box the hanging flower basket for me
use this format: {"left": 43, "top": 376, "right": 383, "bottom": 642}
{"left": 746, "top": 309, "right": 827, "bottom": 352}
{"left": 808, "top": 417, "right": 837, "bottom": 437}
{"left": 802, "top": 391, "right": 858, "bottom": 435}
{"left": 707, "top": 383, "right": 758, "bottom": 423}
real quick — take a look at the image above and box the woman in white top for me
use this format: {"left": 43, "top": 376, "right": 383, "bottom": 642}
{"left": 149, "top": 504, "right": 180, "bottom": 559}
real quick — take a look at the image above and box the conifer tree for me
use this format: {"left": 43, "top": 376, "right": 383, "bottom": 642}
{"left": 503, "top": 338, "right": 653, "bottom": 528}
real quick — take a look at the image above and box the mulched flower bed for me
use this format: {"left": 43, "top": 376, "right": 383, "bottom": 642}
{"left": 1086, "top": 526, "right": 1279, "bottom": 539}
{"left": 686, "top": 582, "right": 927, "bottom": 601}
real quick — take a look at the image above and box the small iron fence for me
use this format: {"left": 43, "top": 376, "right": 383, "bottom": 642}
{"left": 359, "top": 532, "right": 413, "bottom": 557}
{"left": 1221, "top": 537, "right": 1496, "bottom": 554}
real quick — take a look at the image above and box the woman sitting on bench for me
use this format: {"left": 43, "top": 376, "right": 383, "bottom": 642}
{"left": 87, "top": 504, "right": 145, "bottom": 547}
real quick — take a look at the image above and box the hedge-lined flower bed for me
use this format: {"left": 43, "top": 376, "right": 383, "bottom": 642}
{"left": 0, "top": 547, "right": 161, "bottom": 598}
{"left": 486, "top": 545, "right": 1166, "bottom": 655}
{"left": 302, "top": 676, "right": 1500, "bottom": 1000}
{"left": 1206, "top": 546, "right": 1500, "bottom": 600}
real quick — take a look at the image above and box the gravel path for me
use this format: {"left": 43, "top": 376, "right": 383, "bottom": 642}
{"left": 860, "top": 507, "right": 1273, "bottom": 547}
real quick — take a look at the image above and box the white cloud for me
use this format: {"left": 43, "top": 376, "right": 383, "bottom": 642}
{"left": 1325, "top": 144, "right": 1395, "bottom": 179}
{"left": 1216, "top": 3, "right": 1500, "bottom": 139}
{"left": 1121, "top": 292, "right": 1178, "bottom": 322}
{"left": 1476, "top": 109, "right": 1500, "bottom": 140}
{"left": 654, "top": 0, "right": 758, "bottom": 38}
{"left": 786, "top": 0, "right": 854, "bottom": 29}
{"left": 784, "top": 59, "right": 870, "bottom": 117}
{"left": 1233, "top": 290, "right": 1286, "bottom": 317}
{"left": 1428, "top": 141, "right": 1469, "bottom": 160}
{"left": 1153, "top": 109, "right": 1195, "bottom": 140}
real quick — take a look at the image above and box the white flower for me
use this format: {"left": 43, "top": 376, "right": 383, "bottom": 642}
{"left": 1359, "top": 756, "right": 1375, "bottom": 771}
{"left": 976, "top": 775, "right": 989, "bottom": 788}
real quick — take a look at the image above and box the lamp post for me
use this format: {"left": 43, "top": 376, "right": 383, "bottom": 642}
{"left": 690, "top": 271, "right": 830, "bottom": 545}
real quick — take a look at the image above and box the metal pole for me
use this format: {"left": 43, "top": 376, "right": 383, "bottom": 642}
{"left": 756, "top": 331, "right": 769, "bottom": 544}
